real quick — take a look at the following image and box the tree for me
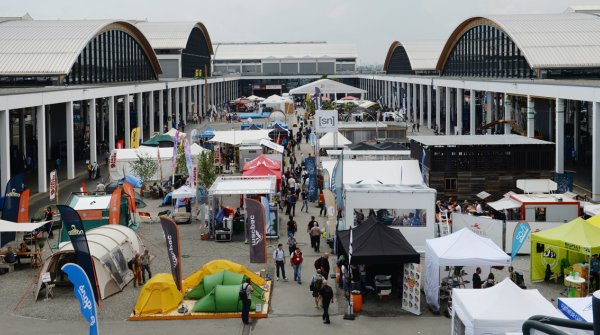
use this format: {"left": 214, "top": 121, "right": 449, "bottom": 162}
{"left": 197, "top": 151, "right": 217, "bottom": 189}
{"left": 175, "top": 143, "right": 187, "bottom": 175}
{"left": 322, "top": 101, "right": 336, "bottom": 110}
{"left": 130, "top": 152, "right": 158, "bottom": 182}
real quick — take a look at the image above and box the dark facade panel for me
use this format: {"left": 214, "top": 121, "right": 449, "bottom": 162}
{"left": 181, "top": 27, "right": 211, "bottom": 78}
{"left": 65, "top": 29, "right": 157, "bottom": 85}
{"left": 263, "top": 63, "right": 280, "bottom": 75}
{"left": 318, "top": 62, "right": 334, "bottom": 74}
{"left": 281, "top": 63, "right": 299, "bottom": 74}
{"left": 299, "top": 62, "right": 317, "bottom": 74}
{"left": 386, "top": 46, "right": 414, "bottom": 75}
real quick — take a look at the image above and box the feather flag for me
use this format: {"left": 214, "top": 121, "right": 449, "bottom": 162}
{"left": 171, "top": 129, "right": 180, "bottom": 182}
{"left": 183, "top": 139, "right": 194, "bottom": 185}
{"left": 421, "top": 148, "right": 426, "bottom": 184}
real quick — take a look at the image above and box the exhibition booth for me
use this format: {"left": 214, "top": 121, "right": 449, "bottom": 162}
{"left": 451, "top": 279, "right": 564, "bottom": 335}
{"left": 319, "top": 131, "right": 352, "bottom": 149}
{"left": 425, "top": 228, "right": 511, "bottom": 313}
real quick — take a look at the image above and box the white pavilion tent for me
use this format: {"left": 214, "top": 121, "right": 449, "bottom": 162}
{"left": 209, "top": 129, "right": 272, "bottom": 146}
{"left": 452, "top": 279, "right": 564, "bottom": 335}
{"left": 425, "top": 228, "right": 511, "bottom": 312}
{"left": 319, "top": 131, "right": 351, "bottom": 149}
{"left": 288, "top": 79, "right": 366, "bottom": 95}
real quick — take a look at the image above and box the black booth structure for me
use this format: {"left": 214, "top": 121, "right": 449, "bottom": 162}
{"left": 336, "top": 217, "right": 420, "bottom": 300}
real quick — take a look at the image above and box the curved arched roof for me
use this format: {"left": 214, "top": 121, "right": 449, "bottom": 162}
{"left": 384, "top": 40, "right": 444, "bottom": 72}
{"left": 437, "top": 13, "right": 600, "bottom": 71}
{"left": 0, "top": 19, "right": 162, "bottom": 76}
{"left": 134, "top": 21, "right": 213, "bottom": 54}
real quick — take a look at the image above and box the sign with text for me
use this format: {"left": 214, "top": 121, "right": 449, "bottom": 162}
{"left": 314, "top": 110, "right": 338, "bottom": 133}
{"left": 49, "top": 170, "right": 57, "bottom": 201}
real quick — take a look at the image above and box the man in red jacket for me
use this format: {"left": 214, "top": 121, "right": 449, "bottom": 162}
{"left": 291, "top": 248, "right": 303, "bottom": 284}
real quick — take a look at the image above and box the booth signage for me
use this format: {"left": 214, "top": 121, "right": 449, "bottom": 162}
{"left": 245, "top": 198, "right": 267, "bottom": 263}
{"left": 314, "top": 110, "right": 338, "bottom": 133}
{"left": 401, "top": 263, "right": 422, "bottom": 315}
{"left": 49, "top": 170, "right": 57, "bottom": 201}
{"left": 510, "top": 221, "right": 530, "bottom": 260}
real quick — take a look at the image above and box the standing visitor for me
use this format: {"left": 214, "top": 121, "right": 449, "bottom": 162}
{"left": 310, "top": 223, "right": 322, "bottom": 252}
{"left": 318, "top": 191, "right": 326, "bottom": 217}
{"left": 472, "top": 267, "right": 482, "bottom": 289}
{"left": 44, "top": 206, "right": 55, "bottom": 239}
{"left": 287, "top": 234, "right": 297, "bottom": 255}
{"left": 287, "top": 216, "right": 297, "bottom": 237}
{"left": 289, "top": 192, "right": 298, "bottom": 217}
{"left": 291, "top": 248, "right": 303, "bottom": 284}
{"left": 240, "top": 278, "right": 253, "bottom": 325}
{"left": 307, "top": 216, "right": 317, "bottom": 249}
{"left": 301, "top": 189, "right": 309, "bottom": 213}
{"left": 87, "top": 161, "right": 93, "bottom": 180}
{"left": 273, "top": 244, "right": 288, "bottom": 281}
{"left": 591, "top": 254, "right": 600, "bottom": 290}
{"left": 141, "top": 249, "right": 152, "bottom": 283}
{"left": 130, "top": 253, "right": 143, "bottom": 288}
{"left": 319, "top": 280, "right": 334, "bottom": 324}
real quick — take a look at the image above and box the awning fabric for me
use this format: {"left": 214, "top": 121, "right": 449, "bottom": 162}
{"left": 0, "top": 220, "right": 49, "bottom": 232}
{"left": 487, "top": 198, "right": 521, "bottom": 211}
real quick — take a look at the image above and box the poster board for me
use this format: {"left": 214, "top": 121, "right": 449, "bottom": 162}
{"left": 402, "top": 263, "right": 422, "bottom": 315}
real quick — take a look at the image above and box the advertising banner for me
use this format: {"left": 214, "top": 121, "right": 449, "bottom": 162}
{"left": 58, "top": 205, "right": 100, "bottom": 303}
{"left": 159, "top": 216, "right": 182, "bottom": 291}
{"left": 1, "top": 173, "right": 23, "bottom": 246}
{"left": 184, "top": 139, "right": 194, "bottom": 185}
{"left": 109, "top": 188, "right": 122, "bottom": 225}
{"left": 305, "top": 157, "right": 317, "bottom": 201}
{"left": 49, "top": 170, "right": 57, "bottom": 201}
{"left": 17, "top": 189, "right": 30, "bottom": 223}
{"left": 401, "top": 263, "right": 422, "bottom": 315}
{"left": 451, "top": 213, "right": 504, "bottom": 249}
{"left": 245, "top": 198, "right": 267, "bottom": 263}
{"left": 511, "top": 221, "right": 531, "bottom": 260}
{"left": 314, "top": 110, "right": 338, "bottom": 133}
{"left": 61, "top": 263, "right": 99, "bottom": 335}
{"left": 130, "top": 127, "right": 140, "bottom": 149}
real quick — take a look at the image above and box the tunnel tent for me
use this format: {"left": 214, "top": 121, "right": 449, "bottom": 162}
{"left": 35, "top": 225, "right": 144, "bottom": 301}
{"left": 134, "top": 273, "right": 183, "bottom": 315}
{"left": 185, "top": 270, "right": 263, "bottom": 301}
{"left": 191, "top": 284, "right": 263, "bottom": 313}
{"left": 182, "top": 259, "right": 266, "bottom": 292}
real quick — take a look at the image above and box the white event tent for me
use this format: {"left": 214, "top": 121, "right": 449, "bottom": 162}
{"left": 109, "top": 144, "right": 207, "bottom": 181}
{"left": 209, "top": 129, "right": 272, "bottom": 146}
{"left": 452, "top": 279, "right": 564, "bottom": 335}
{"left": 319, "top": 132, "right": 351, "bottom": 149}
{"left": 288, "top": 79, "right": 366, "bottom": 95}
{"left": 425, "top": 228, "right": 511, "bottom": 312}
{"left": 321, "top": 160, "right": 424, "bottom": 186}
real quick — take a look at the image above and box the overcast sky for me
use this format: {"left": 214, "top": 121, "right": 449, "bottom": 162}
{"left": 3, "top": 0, "right": 594, "bottom": 64}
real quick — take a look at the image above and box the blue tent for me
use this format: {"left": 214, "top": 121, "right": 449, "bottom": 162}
{"left": 196, "top": 127, "right": 215, "bottom": 139}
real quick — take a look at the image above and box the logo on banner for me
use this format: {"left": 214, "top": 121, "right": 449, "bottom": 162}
{"left": 167, "top": 235, "right": 178, "bottom": 267}
{"left": 49, "top": 170, "right": 57, "bottom": 200}
{"left": 314, "top": 110, "right": 338, "bottom": 133}
{"left": 68, "top": 225, "right": 84, "bottom": 236}
{"left": 110, "top": 152, "right": 117, "bottom": 169}
{"left": 61, "top": 263, "right": 99, "bottom": 335}
{"left": 248, "top": 214, "right": 262, "bottom": 246}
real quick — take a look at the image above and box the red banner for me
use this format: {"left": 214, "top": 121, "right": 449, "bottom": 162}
{"left": 109, "top": 188, "right": 122, "bottom": 225}
{"left": 81, "top": 182, "right": 87, "bottom": 195}
{"left": 17, "top": 189, "right": 30, "bottom": 223}
{"left": 122, "top": 182, "right": 136, "bottom": 215}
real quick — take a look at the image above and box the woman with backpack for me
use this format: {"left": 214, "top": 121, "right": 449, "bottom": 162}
{"left": 310, "top": 269, "right": 324, "bottom": 308}
{"left": 240, "top": 278, "right": 253, "bottom": 325}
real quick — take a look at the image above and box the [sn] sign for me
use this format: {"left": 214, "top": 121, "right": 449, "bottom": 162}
{"left": 315, "top": 110, "right": 338, "bottom": 133}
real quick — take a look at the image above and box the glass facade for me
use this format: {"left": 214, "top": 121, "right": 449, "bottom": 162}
{"left": 442, "top": 24, "right": 534, "bottom": 78}
{"left": 65, "top": 29, "right": 156, "bottom": 85}
{"left": 386, "top": 46, "right": 415, "bottom": 75}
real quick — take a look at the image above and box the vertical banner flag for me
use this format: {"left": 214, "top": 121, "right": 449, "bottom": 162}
{"left": 322, "top": 189, "right": 336, "bottom": 240}
{"left": 49, "top": 170, "right": 57, "bottom": 201}
{"left": 157, "top": 148, "right": 164, "bottom": 182}
{"left": 122, "top": 182, "right": 136, "bottom": 215}
{"left": 305, "top": 157, "right": 317, "bottom": 201}
{"left": 511, "top": 221, "right": 531, "bottom": 260}
{"left": 1, "top": 173, "right": 24, "bottom": 246}
{"left": 17, "top": 189, "right": 30, "bottom": 223}
{"left": 172, "top": 130, "right": 180, "bottom": 181}
{"left": 192, "top": 164, "right": 198, "bottom": 190}
{"left": 58, "top": 205, "right": 100, "bottom": 303}
{"left": 314, "top": 87, "right": 322, "bottom": 110}
{"left": 421, "top": 148, "right": 426, "bottom": 184}
{"left": 81, "top": 181, "right": 87, "bottom": 194}
{"left": 130, "top": 127, "right": 140, "bottom": 149}
{"left": 183, "top": 139, "right": 194, "bottom": 185}
{"left": 159, "top": 216, "right": 183, "bottom": 291}
{"left": 108, "top": 188, "right": 122, "bottom": 225}
{"left": 245, "top": 198, "right": 267, "bottom": 263}
{"left": 61, "top": 263, "right": 99, "bottom": 335}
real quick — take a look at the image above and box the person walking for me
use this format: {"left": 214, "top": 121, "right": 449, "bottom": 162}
{"left": 44, "top": 206, "right": 55, "bottom": 239}
{"left": 318, "top": 190, "right": 326, "bottom": 217}
{"left": 273, "top": 244, "right": 288, "bottom": 281}
{"left": 240, "top": 278, "right": 254, "bottom": 325}
{"left": 307, "top": 216, "right": 317, "bottom": 249}
{"left": 289, "top": 192, "right": 298, "bottom": 217}
{"left": 310, "top": 223, "right": 322, "bottom": 252}
{"left": 87, "top": 161, "right": 93, "bottom": 180}
{"left": 291, "top": 248, "right": 303, "bottom": 284}
{"left": 301, "top": 189, "right": 309, "bottom": 213}
{"left": 310, "top": 269, "right": 324, "bottom": 308}
{"left": 141, "top": 249, "right": 152, "bottom": 283}
{"left": 314, "top": 253, "right": 330, "bottom": 280}
{"left": 319, "top": 280, "right": 334, "bottom": 324}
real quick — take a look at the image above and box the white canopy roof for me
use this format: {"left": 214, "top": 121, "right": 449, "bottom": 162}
{"left": 209, "top": 129, "right": 271, "bottom": 146}
{"left": 0, "top": 220, "right": 48, "bottom": 233}
{"left": 209, "top": 176, "right": 276, "bottom": 195}
{"left": 584, "top": 204, "right": 600, "bottom": 217}
{"left": 289, "top": 79, "right": 366, "bottom": 95}
{"left": 425, "top": 228, "right": 511, "bottom": 311}
{"left": 134, "top": 21, "right": 212, "bottom": 51}
{"left": 172, "top": 185, "right": 195, "bottom": 199}
{"left": 487, "top": 197, "right": 521, "bottom": 211}
{"left": 164, "top": 128, "right": 186, "bottom": 139}
{"left": 516, "top": 179, "right": 557, "bottom": 193}
{"left": 260, "top": 139, "right": 284, "bottom": 153}
{"left": 453, "top": 279, "right": 564, "bottom": 335}
{"left": 71, "top": 194, "right": 113, "bottom": 210}
{"left": 322, "top": 160, "right": 423, "bottom": 186}
{"left": 318, "top": 132, "right": 351, "bottom": 149}
{"left": 247, "top": 95, "right": 265, "bottom": 101}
